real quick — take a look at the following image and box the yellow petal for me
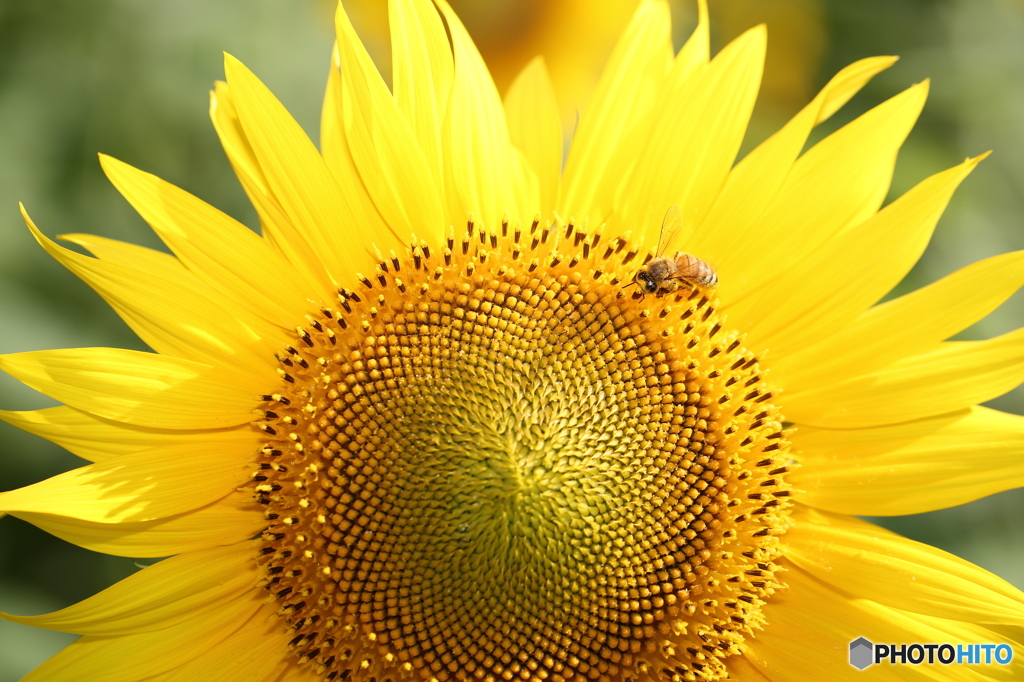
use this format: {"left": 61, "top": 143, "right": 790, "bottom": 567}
{"left": 336, "top": 1, "right": 446, "bottom": 245}
{"left": 0, "top": 406, "right": 236, "bottom": 463}
{"left": 509, "top": 148, "right": 541, "bottom": 225}
{"left": 434, "top": 0, "right": 517, "bottom": 227}
{"left": 276, "top": 662, "right": 318, "bottom": 682}
{"left": 62, "top": 230, "right": 277, "bottom": 363}
{"left": 209, "top": 81, "right": 334, "bottom": 294}
{"left": 785, "top": 78, "right": 929, "bottom": 230}
{"left": 814, "top": 58, "right": 901, "bottom": 124}
{"left": 389, "top": 0, "right": 453, "bottom": 194}
{"left": 747, "top": 564, "right": 1020, "bottom": 681}
{"left": 99, "top": 155, "right": 319, "bottom": 332}
{"left": 20, "top": 592, "right": 262, "bottom": 682}
{"left": 559, "top": 0, "right": 673, "bottom": 222}
{"left": 319, "top": 48, "right": 396, "bottom": 264}
{"left": 0, "top": 430, "right": 255, "bottom": 523}
{"left": 568, "top": 2, "right": 711, "bottom": 237}
{"left": 723, "top": 656, "right": 772, "bottom": 682}
{"left": 691, "top": 56, "right": 898, "bottom": 262}
{"left": 775, "top": 249, "right": 1024, "bottom": 390}
{"left": 155, "top": 603, "right": 291, "bottom": 682}
{"left": 710, "top": 81, "right": 928, "bottom": 308}
{"left": 0, "top": 347, "right": 258, "bottom": 429}
{"left": 673, "top": 0, "right": 709, "bottom": 84}
{"left": 12, "top": 491, "right": 263, "bottom": 558}
{"left": 23, "top": 207, "right": 277, "bottom": 376}
{"left": 208, "top": 80, "right": 267, "bottom": 195}
{"left": 788, "top": 506, "right": 1024, "bottom": 627}
{"left": 613, "top": 25, "right": 765, "bottom": 237}
{"left": 2, "top": 542, "right": 257, "bottom": 635}
{"left": 786, "top": 327, "right": 1024, "bottom": 428}
{"left": 58, "top": 232, "right": 185, "bottom": 278}
{"left": 320, "top": 48, "right": 348, "bottom": 176}
{"left": 856, "top": 609, "right": 1024, "bottom": 680}
{"left": 737, "top": 155, "right": 985, "bottom": 359}
{"left": 505, "top": 57, "right": 563, "bottom": 218}
{"left": 223, "top": 54, "right": 372, "bottom": 286}
{"left": 743, "top": 567, "right": 903, "bottom": 681}
{"left": 791, "top": 406, "right": 1024, "bottom": 515}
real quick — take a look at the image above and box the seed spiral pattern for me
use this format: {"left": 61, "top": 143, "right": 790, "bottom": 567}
{"left": 248, "top": 219, "right": 792, "bottom": 682}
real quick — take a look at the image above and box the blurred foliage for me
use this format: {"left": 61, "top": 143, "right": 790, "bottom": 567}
{"left": 1, "top": 0, "right": 1023, "bottom": 678}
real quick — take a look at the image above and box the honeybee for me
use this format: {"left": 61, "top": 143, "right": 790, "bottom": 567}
{"left": 632, "top": 206, "right": 717, "bottom": 296}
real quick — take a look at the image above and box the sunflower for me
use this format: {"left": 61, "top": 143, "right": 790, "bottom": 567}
{"left": 3, "top": 0, "right": 1024, "bottom": 680}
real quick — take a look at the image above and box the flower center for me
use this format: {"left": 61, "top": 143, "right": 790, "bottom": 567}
{"left": 249, "top": 220, "right": 792, "bottom": 682}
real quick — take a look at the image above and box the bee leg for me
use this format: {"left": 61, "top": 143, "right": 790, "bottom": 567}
{"left": 668, "top": 277, "right": 695, "bottom": 294}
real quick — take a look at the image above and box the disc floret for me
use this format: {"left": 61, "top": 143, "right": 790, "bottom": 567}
{"left": 248, "top": 218, "right": 792, "bottom": 682}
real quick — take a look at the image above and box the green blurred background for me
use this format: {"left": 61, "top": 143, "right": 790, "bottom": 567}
{"left": 1, "top": 0, "right": 1023, "bottom": 678}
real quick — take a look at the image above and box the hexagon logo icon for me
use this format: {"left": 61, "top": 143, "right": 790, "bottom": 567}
{"left": 849, "top": 637, "right": 874, "bottom": 670}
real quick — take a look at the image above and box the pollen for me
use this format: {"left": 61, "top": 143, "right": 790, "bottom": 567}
{"left": 249, "top": 219, "right": 792, "bottom": 682}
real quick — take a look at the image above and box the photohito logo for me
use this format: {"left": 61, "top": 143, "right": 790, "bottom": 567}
{"left": 849, "top": 638, "right": 1013, "bottom": 669}
{"left": 849, "top": 638, "right": 873, "bottom": 670}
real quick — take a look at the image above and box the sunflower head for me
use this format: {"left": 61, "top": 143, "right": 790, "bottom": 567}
{"left": 249, "top": 212, "right": 792, "bottom": 680}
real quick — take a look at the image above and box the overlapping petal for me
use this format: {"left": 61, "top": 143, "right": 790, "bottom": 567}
{"left": 709, "top": 81, "right": 928, "bottom": 309}
{"left": 0, "top": 406, "right": 213, "bottom": 463}
{"left": 209, "top": 81, "right": 337, "bottom": 296}
{"left": 0, "top": 430, "right": 256, "bottom": 523}
{"left": 736, "top": 154, "right": 985, "bottom": 359}
{"left": 2, "top": 542, "right": 257, "bottom": 636}
{"left": 57, "top": 232, "right": 186, "bottom": 279}
{"left": 791, "top": 407, "right": 1024, "bottom": 515}
{"left": 0, "top": 348, "right": 259, "bottom": 429}
{"left": 612, "top": 24, "right": 765, "bottom": 237}
{"left": 11, "top": 492, "right": 264, "bottom": 558}
{"left": 786, "top": 327, "right": 1024, "bottom": 428}
{"left": 150, "top": 604, "right": 291, "bottom": 682}
{"left": 434, "top": 0, "right": 521, "bottom": 228}
{"left": 691, "top": 56, "right": 897, "bottom": 260}
{"left": 744, "top": 564, "right": 1024, "bottom": 681}
{"left": 787, "top": 507, "right": 1024, "bottom": 626}
{"left": 22, "top": 208, "right": 278, "bottom": 376}
{"left": 775, "top": 249, "right": 1024, "bottom": 390}
{"left": 389, "top": 0, "right": 453, "bottom": 197}
{"left": 99, "top": 155, "right": 319, "bottom": 333}
{"left": 19, "top": 591, "right": 263, "bottom": 682}
{"left": 335, "top": 1, "right": 446, "bottom": 245}
{"left": 224, "top": 55, "right": 379, "bottom": 286}
{"left": 505, "top": 57, "right": 562, "bottom": 219}
{"left": 558, "top": 0, "right": 674, "bottom": 222}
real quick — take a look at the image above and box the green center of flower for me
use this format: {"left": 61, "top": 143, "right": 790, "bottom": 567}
{"left": 249, "top": 220, "right": 791, "bottom": 682}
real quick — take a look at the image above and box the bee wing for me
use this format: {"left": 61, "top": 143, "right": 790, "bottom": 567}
{"left": 657, "top": 205, "right": 684, "bottom": 256}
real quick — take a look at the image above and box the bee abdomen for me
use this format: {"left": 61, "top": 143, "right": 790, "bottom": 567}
{"left": 698, "top": 270, "right": 718, "bottom": 287}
